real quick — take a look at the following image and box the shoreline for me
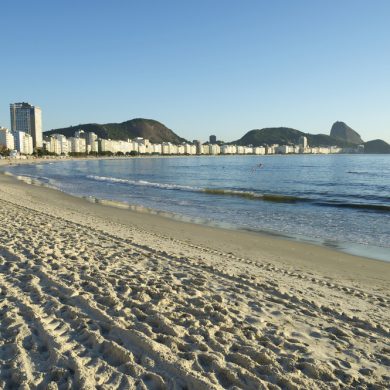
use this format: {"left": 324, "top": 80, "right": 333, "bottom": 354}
{"left": 1, "top": 156, "right": 389, "bottom": 263}
{"left": 0, "top": 168, "right": 389, "bottom": 287}
{"left": 0, "top": 160, "right": 389, "bottom": 388}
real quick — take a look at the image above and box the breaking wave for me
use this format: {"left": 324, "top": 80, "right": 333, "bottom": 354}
{"left": 87, "top": 175, "right": 305, "bottom": 203}
{"left": 87, "top": 175, "right": 198, "bottom": 191}
{"left": 86, "top": 175, "right": 389, "bottom": 211}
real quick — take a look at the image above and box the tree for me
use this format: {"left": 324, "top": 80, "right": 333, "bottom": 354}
{"left": 0, "top": 145, "right": 10, "bottom": 156}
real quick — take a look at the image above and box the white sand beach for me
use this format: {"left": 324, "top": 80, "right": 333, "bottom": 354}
{"left": 0, "top": 162, "right": 389, "bottom": 389}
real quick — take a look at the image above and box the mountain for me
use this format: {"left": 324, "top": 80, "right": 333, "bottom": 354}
{"left": 45, "top": 118, "right": 186, "bottom": 144}
{"left": 232, "top": 127, "right": 351, "bottom": 147}
{"left": 364, "top": 139, "right": 390, "bottom": 154}
{"left": 330, "top": 121, "right": 363, "bottom": 145}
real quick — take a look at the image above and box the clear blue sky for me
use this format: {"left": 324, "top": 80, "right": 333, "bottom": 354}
{"left": 1, "top": 0, "right": 389, "bottom": 143}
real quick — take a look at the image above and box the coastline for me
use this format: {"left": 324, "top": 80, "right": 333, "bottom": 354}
{"left": 1, "top": 155, "right": 389, "bottom": 263}
{"left": 1, "top": 157, "right": 390, "bottom": 388}
{"left": 0, "top": 168, "right": 388, "bottom": 288}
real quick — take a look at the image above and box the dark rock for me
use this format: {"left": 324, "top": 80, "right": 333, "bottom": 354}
{"left": 232, "top": 127, "right": 349, "bottom": 147}
{"left": 330, "top": 121, "right": 363, "bottom": 145}
{"left": 364, "top": 139, "right": 390, "bottom": 154}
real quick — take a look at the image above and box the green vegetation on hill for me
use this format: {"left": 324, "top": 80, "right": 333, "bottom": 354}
{"left": 45, "top": 118, "right": 186, "bottom": 144}
{"left": 232, "top": 127, "right": 352, "bottom": 147}
{"left": 45, "top": 118, "right": 388, "bottom": 153}
{"left": 364, "top": 139, "right": 390, "bottom": 154}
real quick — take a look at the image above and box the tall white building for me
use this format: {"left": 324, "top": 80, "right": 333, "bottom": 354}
{"left": 254, "top": 146, "right": 266, "bottom": 155}
{"left": 0, "top": 127, "right": 15, "bottom": 150}
{"left": 87, "top": 132, "right": 98, "bottom": 152}
{"left": 299, "top": 136, "right": 308, "bottom": 148}
{"left": 209, "top": 144, "right": 221, "bottom": 155}
{"left": 68, "top": 137, "right": 87, "bottom": 153}
{"left": 10, "top": 102, "right": 43, "bottom": 149}
{"left": 298, "top": 136, "right": 308, "bottom": 152}
{"left": 13, "top": 131, "right": 33, "bottom": 155}
{"left": 47, "top": 134, "right": 69, "bottom": 155}
{"left": 184, "top": 143, "right": 196, "bottom": 155}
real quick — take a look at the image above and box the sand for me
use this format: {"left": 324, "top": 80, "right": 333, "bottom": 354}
{"left": 0, "top": 162, "right": 389, "bottom": 389}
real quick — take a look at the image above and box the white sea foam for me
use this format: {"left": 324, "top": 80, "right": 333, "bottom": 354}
{"left": 87, "top": 175, "right": 200, "bottom": 192}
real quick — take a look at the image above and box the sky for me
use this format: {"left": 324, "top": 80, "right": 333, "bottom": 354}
{"left": 1, "top": 0, "right": 389, "bottom": 143}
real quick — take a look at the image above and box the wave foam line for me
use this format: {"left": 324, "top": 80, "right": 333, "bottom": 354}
{"left": 86, "top": 175, "right": 390, "bottom": 211}
{"left": 87, "top": 175, "right": 303, "bottom": 203}
{"left": 87, "top": 175, "right": 199, "bottom": 191}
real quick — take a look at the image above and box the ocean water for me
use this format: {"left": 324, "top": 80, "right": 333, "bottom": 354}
{"left": 4, "top": 154, "right": 390, "bottom": 261}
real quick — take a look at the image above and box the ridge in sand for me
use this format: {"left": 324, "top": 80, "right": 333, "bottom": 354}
{"left": 0, "top": 171, "right": 389, "bottom": 389}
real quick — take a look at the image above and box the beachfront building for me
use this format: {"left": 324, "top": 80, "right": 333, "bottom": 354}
{"left": 68, "top": 137, "right": 87, "bottom": 153}
{"left": 254, "top": 146, "right": 266, "bottom": 155}
{"left": 264, "top": 145, "right": 273, "bottom": 154}
{"left": 161, "top": 142, "right": 177, "bottom": 155}
{"left": 317, "top": 147, "right": 330, "bottom": 154}
{"left": 170, "top": 144, "right": 178, "bottom": 154}
{"left": 177, "top": 145, "right": 185, "bottom": 155}
{"left": 120, "top": 140, "right": 135, "bottom": 154}
{"left": 236, "top": 146, "right": 244, "bottom": 154}
{"left": 10, "top": 102, "right": 43, "bottom": 149}
{"left": 151, "top": 143, "right": 162, "bottom": 154}
{"left": 202, "top": 145, "right": 210, "bottom": 154}
{"left": 221, "top": 144, "right": 232, "bottom": 154}
{"left": 221, "top": 144, "right": 237, "bottom": 154}
{"left": 299, "top": 136, "right": 308, "bottom": 152}
{"left": 309, "top": 147, "right": 331, "bottom": 154}
{"left": 98, "top": 139, "right": 136, "bottom": 154}
{"left": 276, "top": 145, "right": 295, "bottom": 154}
{"left": 0, "top": 127, "right": 15, "bottom": 151}
{"left": 99, "top": 139, "right": 116, "bottom": 154}
{"left": 134, "top": 138, "right": 145, "bottom": 153}
{"left": 46, "top": 134, "right": 69, "bottom": 155}
{"left": 33, "top": 128, "right": 353, "bottom": 157}
{"left": 98, "top": 139, "right": 112, "bottom": 153}
{"left": 87, "top": 132, "right": 98, "bottom": 153}
{"left": 134, "top": 138, "right": 154, "bottom": 154}
{"left": 230, "top": 145, "right": 238, "bottom": 154}
{"left": 243, "top": 146, "right": 254, "bottom": 154}
{"left": 13, "top": 131, "right": 33, "bottom": 155}
{"left": 184, "top": 143, "right": 196, "bottom": 155}
{"left": 194, "top": 140, "right": 203, "bottom": 155}
{"left": 209, "top": 144, "right": 221, "bottom": 155}
{"left": 330, "top": 146, "right": 342, "bottom": 154}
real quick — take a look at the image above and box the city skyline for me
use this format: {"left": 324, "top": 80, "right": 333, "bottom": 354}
{"left": 2, "top": 104, "right": 387, "bottom": 146}
{"left": 1, "top": 1, "right": 389, "bottom": 143}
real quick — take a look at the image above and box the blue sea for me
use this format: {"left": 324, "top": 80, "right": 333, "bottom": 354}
{"left": 4, "top": 154, "right": 390, "bottom": 261}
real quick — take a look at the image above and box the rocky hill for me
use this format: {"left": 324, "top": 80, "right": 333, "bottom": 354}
{"left": 330, "top": 121, "right": 363, "bottom": 145}
{"left": 364, "top": 139, "right": 390, "bottom": 154}
{"left": 232, "top": 127, "right": 351, "bottom": 147}
{"left": 45, "top": 118, "right": 186, "bottom": 144}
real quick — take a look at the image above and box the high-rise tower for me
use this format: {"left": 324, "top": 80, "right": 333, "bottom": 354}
{"left": 10, "top": 102, "right": 43, "bottom": 148}
{"left": 209, "top": 135, "right": 217, "bottom": 144}
{"left": 298, "top": 135, "right": 308, "bottom": 150}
